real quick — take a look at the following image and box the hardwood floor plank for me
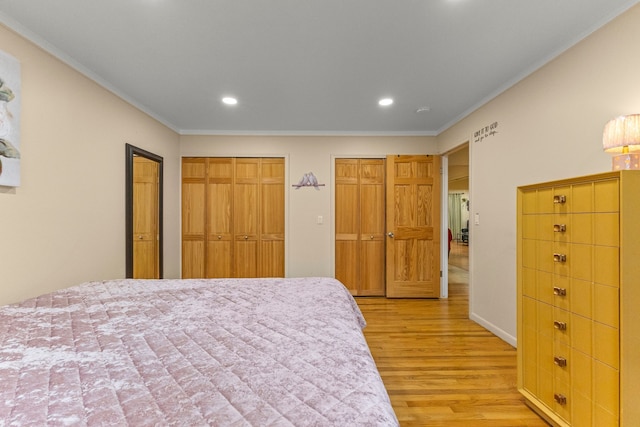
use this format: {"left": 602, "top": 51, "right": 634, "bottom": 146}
{"left": 355, "top": 264, "right": 548, "bottom": 426}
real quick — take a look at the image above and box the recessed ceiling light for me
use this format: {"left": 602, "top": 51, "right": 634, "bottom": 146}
{"left": 222, "top": 97, "right": 238, "bottom": 105}
{"left": 416, "top": 107, "right": 431, "bottom": 113}
{"left": 378, "top": 98, "right": 394, "bottom": 107}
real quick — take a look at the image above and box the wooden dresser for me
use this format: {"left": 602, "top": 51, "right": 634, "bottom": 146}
{"left": 517, "top": 171, "right": 640, "bottom": 426}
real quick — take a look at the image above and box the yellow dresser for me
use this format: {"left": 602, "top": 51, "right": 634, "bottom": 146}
{"left": 517, "top": 171, "right": 640, "bottom": 427}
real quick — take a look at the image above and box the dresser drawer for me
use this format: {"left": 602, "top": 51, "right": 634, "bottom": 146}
{"left": 569, "top": 278, "right": 592, "bottom": 319}
{"left": 553, "top": 307, "right": 571, "bottom": 346}
{"left": 551, "top": 274, "right": 570, "bottom": 311}
{"left": 553, "top": 341, "right": 571, "bottom": 385}
{"left": 551, "top": 213, "right": 568, "bottom": 242}
{"left": 522, "top": 214, "right": 539, "bottom": 239}
{"left": 593, "top": 322, "right": 619, "bottom": 369}
{"left": 593, "top": 283, "right": 619, "bottom": 328}
{"left": 522, "top": 321, "right": 538, "bottom": 395}
{"left": 522, "top": 267, "right": 538, "bottom": 299}
{"left": 568, "top": 243, "right": 592, "bottom": 282}
{"left": 594, "top": 245, "right": 619, "bottom": 287}
{"left": 593, "top": 360, "right": 619, "bottom": 423}
{"left": 594, "top": 212, "right": 619, "bottom": 247}
{"left": 553, "top": 186, "right": 571, "bottom": 214}
{"left": 552, "top": 242, "right": 571, "bottom": 277}
{"left": 570, "top": 348, "right": 592, "bottom": 399}
{"left": 593, "top": 179, "right": 619, "bottom": 213}
{"left": 552, "top": 378, "right": 572, "bottom": 424}
{"left": 570, "top": 313, "right": 592, "bottom": 356}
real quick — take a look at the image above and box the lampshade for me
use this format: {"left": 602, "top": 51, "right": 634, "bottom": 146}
{"left": 602, "top": 114, "right": 640, "bottom": 153}
{"left": 602, "top": 114, "right": 640, "bottom": 170}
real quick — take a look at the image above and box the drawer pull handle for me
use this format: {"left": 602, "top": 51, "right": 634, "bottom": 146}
{"left": 554, "top": 321, "right": 567, "bottom": 330}
{"left": 554, "top": 356, "right": 567, "bottom": 367}
{"left": 554, "top": 393, "right": 567, "bottom": 405}
{"left": 553, "top": 195, "right": 567, "bottom": 204}
{"left": 553, "top": 287, "right": 567, "bottom": 296}
{"left": 553, "top": 224, "right": 566, "bottom": 232}
{"left": 553, "top": 253, "right": 567, "bottom": 262}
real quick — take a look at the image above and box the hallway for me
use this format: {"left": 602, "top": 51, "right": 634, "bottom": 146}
{"left": 449, "top": 239, "right": 469, "bottom": 271}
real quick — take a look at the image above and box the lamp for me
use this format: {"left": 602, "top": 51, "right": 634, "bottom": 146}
{"left": 603, "top": 114, "right": 640, "bottom": 170}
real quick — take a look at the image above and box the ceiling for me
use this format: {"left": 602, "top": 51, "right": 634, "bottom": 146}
{"left": 0, "top": 0, "right": 637, "bottom": 135}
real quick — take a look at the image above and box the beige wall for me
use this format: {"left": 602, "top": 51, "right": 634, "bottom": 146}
{"left": 0, "top": 24, "right": 181, "bottom": 305}
{"left": 437, "top": 4, "right": 640, "bottom": 345}
{"left": 181, "top": 135, "right": 437, "bottom": 277}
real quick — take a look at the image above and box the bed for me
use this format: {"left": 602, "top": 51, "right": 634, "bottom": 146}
{"left": 0, "top": 277, "right": 398, "bottom": 426}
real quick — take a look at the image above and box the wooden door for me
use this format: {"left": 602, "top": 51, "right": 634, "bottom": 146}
{"left": 132, "top": 156, "right": 159, "bottom": 278}
{"left": 182, "top": 158, "right": 206, "bottom": 278}
{"left": 335, "top": 158, "right": 385, "bottom": 296}
{"left": 260, "top": 158, "right": 285, "bottom": 277}
{"left": 234, "top": 158, "right": 260, "bottom": 277}
{"left": 182, "top": 157, "right": 284, "bottom": 279}
{"left": 386, "top": 155, "right": 441, "bottom": 298}
{"left": 206, "top": 158, "right": 233, "bottom": 278}
{"left": 336, "top": 160, "right": 359, "bottom": 292}
{"left": 233, "top": 158, "right": 285, "bottom": 277}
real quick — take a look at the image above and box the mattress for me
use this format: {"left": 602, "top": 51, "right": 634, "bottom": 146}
{"left": 0, "top": 277, "right": 398, "bottom": 426}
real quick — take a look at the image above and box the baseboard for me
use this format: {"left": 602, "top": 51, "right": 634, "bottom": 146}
{"left": 469, "top": 312, "right": 517, "bottom": 347}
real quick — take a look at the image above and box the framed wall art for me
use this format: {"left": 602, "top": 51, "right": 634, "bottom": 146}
{"left": 0, "top": 50, "right": 21, "bottom": 187}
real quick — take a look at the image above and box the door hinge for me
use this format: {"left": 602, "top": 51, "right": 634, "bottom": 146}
{"left": 440, "top": 270, "right": 443, "bottom": 277}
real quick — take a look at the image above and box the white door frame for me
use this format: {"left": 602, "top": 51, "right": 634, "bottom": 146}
{"left": 440, "top": 155, "right": 449, "bottom": 298}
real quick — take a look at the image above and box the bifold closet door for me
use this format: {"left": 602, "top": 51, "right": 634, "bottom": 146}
{"left": 206, "top": 158, "right": 233, "bottom": 278}
{"left": 182, "top": 158, "right": 207, "bottom": 278}
{"left": 233, "top": 158, "right": 285, "bottom": 277}
{"left": 258, "top": 158, "right": 285, "bottom": 277}
{"left": 182, "top": 157, "right": 284, "bottom": 279}
{"left": 335, "top": 158, "right": 385, "bottom": 296}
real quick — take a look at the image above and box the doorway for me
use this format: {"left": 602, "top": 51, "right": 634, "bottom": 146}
{"left": 446, "top": 144, "right": 469, "bottom": 291}
{"left": 125, "top": 144, "right": 163, "bottom": 279}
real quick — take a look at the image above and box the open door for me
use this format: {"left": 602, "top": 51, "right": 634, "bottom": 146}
{"left": 133, "top": 156, "right": 160, "bottom": 278}
{"left": 386, "top": 155, "right": 441, "bottom": 297}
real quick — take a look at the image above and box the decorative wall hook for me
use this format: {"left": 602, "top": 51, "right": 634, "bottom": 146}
{"left": 292, "top": 171, "right": 325, "bottom": 189}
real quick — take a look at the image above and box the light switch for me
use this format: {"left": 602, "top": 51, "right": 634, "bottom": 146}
{"left": 317, "top": 215, "right": 323, "bottom": 225}
{"left": 474, "top": 213, "right": 480, "bottom": 225}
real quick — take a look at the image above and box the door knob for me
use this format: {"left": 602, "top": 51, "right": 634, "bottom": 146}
{"left": 387, "top": 232, "right": 394, "bottom": 238}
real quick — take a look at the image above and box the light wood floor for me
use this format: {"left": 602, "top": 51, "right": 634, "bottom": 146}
{"left": 356, "top": 246, "right": 548, "bottom": 426}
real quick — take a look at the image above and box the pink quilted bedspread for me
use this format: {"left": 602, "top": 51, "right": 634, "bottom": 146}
{"left": 0, "top": 277, "right": 398, "bottom": 426}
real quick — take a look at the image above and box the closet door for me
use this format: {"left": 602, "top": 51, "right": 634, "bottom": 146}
{"left": 335, "top": 159, "right": 359, "bottom": 292}
{"left": 206, "top": 158, "right": 233, "bottom": 278}
{"left": 182, "top": 158, "right": 206, "bottom": 278}
{"left": 335, "top": 158, "right": 385, "bottom": 296}
{"left": 359, "top": 160, "right": 386, "bottom": 294}
{"left": 260, "top": 158, "right": 285, "bottom": 277}
{"left": 182, "top": 157, "right": 284, "bottom": 279}
{"left": 234, "top": 158, "right": 260, "bottom": 277}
